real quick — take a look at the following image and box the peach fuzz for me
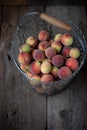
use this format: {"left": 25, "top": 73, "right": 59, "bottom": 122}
{"left": 20, "top": 44, "right": 31, "bottom": 53}
{"left": 38, "top": 30, "right": 50, "bottom": 41}
{"left": 41, "top": 74, "right": 54, "bottom": 82}
{"left": 45, "top": 47, "right": 56, "bottom": 59}
{"left": 61, "top": 33, "right": 73, "bottom": 46}
{"left": 41, "top": 62, "right": 52, "bottom": 74}
{"left": 62, "top": 46, "right": 71, "bottom": 57}
{"left": 58, "top": 66, "right": 72, "bottom": 79}
{"left": 51, "top": 41, "right": 62, "bottom": 52}
{"left": 52, "top": 55, "right": 64, "bottom": 67}
{"left": 38, "top": 41, "right": 50, "bottom": 51}
{"left": 66, "top": 58, "right": 79, "bottom": 71}
{"left": 70, "top": 48, "right": 80, "bottom": 59}
{"left": 18, "top": 52, "right": 30, "bottom": 64}
{"left": 26, "top": 36, "right": 37, "bottom": 47}
{"left": 54, "top": 34, "right": 62, "bottom": 42}
{"left": 51, "top": 66, "right": 59, "bottom": 78}
{"left": 33, "top": 49, "right": 45, "bottom": 61}
{"left": 30, "top": 61, "right": 41, "bottom": 74}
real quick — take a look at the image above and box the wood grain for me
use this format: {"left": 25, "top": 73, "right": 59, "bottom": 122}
{"left": 46, "top": 6, "right": 87, "bottom": 130}
{"left": 0, "top": 6, "right": 46, "bottom": 130}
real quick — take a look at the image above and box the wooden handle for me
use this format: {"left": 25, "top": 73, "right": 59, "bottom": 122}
{"left": 40, "top": 13, "right": 72, "bottom": 31}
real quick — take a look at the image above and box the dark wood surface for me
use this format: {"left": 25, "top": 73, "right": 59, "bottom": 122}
{"left": 0, "top": 5, "right": 87, "bottom": 130}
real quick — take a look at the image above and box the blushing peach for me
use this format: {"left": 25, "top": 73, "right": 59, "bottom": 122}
{"left": 61, "top": 33, "right": 73, "bottom": 46}
{"left": 26, "top": 36, "right": 37, "bottom": 47}
{"left": 52, "top": 55, "right": 64, "bottom": 67}
{"left": 41, "top": 74, "right": 54, "bottom": 82}
{"left": 20, "top": 44, "right": 31, "bottom": 53}
{"left": 41, "top": 62, "right": 52, "bottom": 74}
{"left": 70, "top": 48, "right": 80, "bottom": 59}
{"left": 45, "top": 47, "right": 56, "bottom": 59}
{"left": 54, "top": 34, "right": 62, "bottom": 42}
{"left": 20, "top": 64, "right": 30, "bottom": 72}
{"left": 38, "top": 41, "right": 50, "bottom": 51}
{"left": 62, "top": 46, "right": 71, "bottom": 57}
{"left": 38, "top": 30, "right": 50, "bottom": 41}
{"left": 51, "top": 66, "right": 59, "bottom": 78}
{"left": 66, "top": 58, "right": 79, "bottom": 71}
{"left": 58, "top": 66, "right": 72, "bottom": 79}
{"left": 30, "top": 61, "right": 41, "bottom": 74}
{"left": 18, "top": 52, "right": 30, "bottom": 64}
{"left": 33, "top": 49, "right": 45, "bottom": 61}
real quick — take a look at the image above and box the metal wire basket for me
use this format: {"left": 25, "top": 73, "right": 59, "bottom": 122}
{"left": 11, "top": 12, "right": 87, "bottom": 95}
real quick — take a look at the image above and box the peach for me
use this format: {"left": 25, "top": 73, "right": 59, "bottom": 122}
{"left": 30, "top": 61, "right": 41, "bottom": 74}
{"left": 51, "top": 41, "right": 62, "bottom": 52}
{"left": 70, "top": 48, "right": 80, "bottom": 59}
{"left": 58, "top": 66, "right": 72, "bottom": 79}
{"left": 33, "top": 49, "right": 45, "bottom": 61}
{"left": 26, "top": 36, "right": 37, "bottom": 47}
{"left": 52, "top": 55, "right": 64, "bottom": 67}
{"left": 62, "top": 46, "right": 71, "bottom": 57}
{"left": 41, "top": 74, "right": 54, "bottom": 82}
{"left": 61, "top": 33, "right": 73, "bottom": 46}
{"left": 42, "top": 58, "right": 51, "bottom": 64}
{"left": 41, "top": 62, "right": 52, "bottom": 74}
{"left": 54, "top": 34, "right": 62, "bottom": 42}
{"left": 51, "top": 66, "right": 59, "bottom": 78}
{"left": 45, "top": 47, "right": 56, "bottom": 59}
{"left": 38, "top": 30, "right": 50, "bottom": 41}
{"left": 18, "top": 52, "right": 30, "bottom": 64}
{"left": 66, "top": 58, "right": 79, "bottom": 71}
{"left": 38, "top": 41, "right": 50, "bottom": 51}
{"left": 32, "top": 75, "right": 41, "bottom": 81}
{"left": 26, "top": 71, "right": 33, "bottom": 78}
{"left": 20, "top": 44, "right": 31, "bottom": 53}
{"left": 30, "top": 75, "right": 41, "bottom": 85}
{"left": 20, "top": 64, "right": 30, "bottom": 72}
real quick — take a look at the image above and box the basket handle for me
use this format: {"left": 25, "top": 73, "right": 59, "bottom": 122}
{"left": 40, "top": 13, "right": 72, "bottom": 31}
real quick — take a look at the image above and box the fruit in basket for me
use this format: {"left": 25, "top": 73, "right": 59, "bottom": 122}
{"left": 20, "top": 64, "right": 30, "bottom": 72}
{"left": 61, "top": 33, "right": 73, "bottom": 46}
{"left": 51, "top": 66, "right": 59, "bottom": 78}
{"left": 58, "top": 66, "right": 72, "bottom": 79}
{"left": 54, "top": 34, "right": 62, "bottom": 42}
{"left": 26, "top": 36, "right": 37, "bottom": 47}
{"left": 30, "top": 61, "right": 41, "bottom": 74}
{"left": 51, "top": 41, "right": 62, "bottom": 52}
{"left": 38, "top": 41, "right": 50, "bottom": 51}
{"left": 38, "top": 30, "right": 50, "bottom": 41}
{"left": 20, "top": 44, "right": 31, "bottom": 53}
{"left": 18, "top": 52, "right": 31, "bottom": 64}
{"left": 41, "top": 74, "right": 54, "bottom": 82}
{"left": 62, "top": 46, "right": 71, "bottom": 57}
{"left": 33, "top": 49, "right": 45, "bottom": 61}
{"left": 70, "top": 47, "right": 80, "bottom": 59}
{"left": 66, "top": 58, "right": 79, "bottom": 71}
{"left": 52, "top": 55, "right": 64, "bottom": 67}
{"left": 45, "top": 47, "right": 56, "bottom": 59}
{"left": 41, "top": 62, "right": 52, "bottom": 74}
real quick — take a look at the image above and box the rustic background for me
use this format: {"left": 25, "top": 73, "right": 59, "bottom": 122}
{"left": 0, "top": 5, "right": 87, "bottom": 130}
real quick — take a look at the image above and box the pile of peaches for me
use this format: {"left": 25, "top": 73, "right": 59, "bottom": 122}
{"left": 18, "top": 30, "right": 80, "bottom": 83}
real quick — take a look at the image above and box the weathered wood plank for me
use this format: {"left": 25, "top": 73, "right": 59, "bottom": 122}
{"left": 46, "top": 6, "right": 87, "bottom": 130}
{"left": 0, "top": 6, "right": 46, "bottom": 130}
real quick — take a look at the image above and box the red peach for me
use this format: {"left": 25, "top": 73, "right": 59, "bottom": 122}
{"left": 30, "top": 61, "right": 41, "bottom": 74}
{"left": 41, "top": 62, "right": 52, "bottom": 74}
{"left": 61, "top": 33, "right": 73, "bottom": 46}
{"left": 51, "top": 41, "right": 62, "bottom": 52}
{"left": 45, "top": 47, "right": 56, "bottom": 59}
{"left": 20, "top": 64, "right": 30, "bottom": 72}
{"left": 18, "top": 52, "right": 30, "bottom": 64}
{"left": 38, "top": 41, "right": 50, "bottom": 51}
{"left": 66, "top": 58, "right": 79, "bottom": 71}
{"left": 62, "top": 46, "right": 71, "bottom": 57}
{"left": 26, "top": 36, "right": 37, "bottom": 47}
{"left": 51, "top": 66, "right": 59, "bottom": 78}
{"left": 70, "top": 47, "right": 80, "bottom": 59}
{"left": 52, "top": 55, "right": 64, "bottom": 67}
{"left": 20, "top": 44, "right": 31, "bottom": 53}
{"left": 38, "top": 30, "right": 50, "bottom": 41}
{"left": 41, "top": 74, "right": 54, "bottom": 82}
{"left": 58, "top": 66, "right": 72, "bottom": 79}
{"left": 33, "top": 49, "right": 45, "bottom": 61}
{"left": 54, "top": 34, "right": 62, "bottom": 42}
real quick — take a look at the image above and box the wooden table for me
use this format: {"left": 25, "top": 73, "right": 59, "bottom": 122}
{"left": 0, "top": 6, "right": 87, "bottom": 130}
